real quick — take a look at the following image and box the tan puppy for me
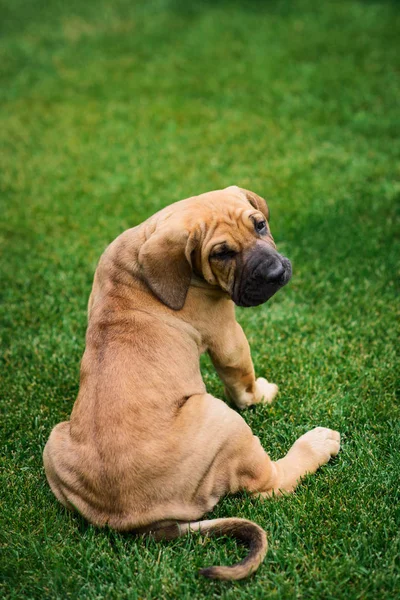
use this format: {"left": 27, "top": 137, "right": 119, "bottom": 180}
{"left": 43, "top": 186, "right": 340, "bottom": 580}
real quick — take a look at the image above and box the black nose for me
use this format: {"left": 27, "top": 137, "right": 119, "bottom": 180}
{"left": 265, "top": 261, "right": 285, "bottom": 283}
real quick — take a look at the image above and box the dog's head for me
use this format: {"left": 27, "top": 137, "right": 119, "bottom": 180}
{"left": 138, "top": 186, "right": 292, "bottom": 310}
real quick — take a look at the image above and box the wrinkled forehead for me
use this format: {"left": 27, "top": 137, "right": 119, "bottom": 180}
{"left": 204, "top": 189, "right": 260, "bottom": 223}
{"left": 200, "top": 204, "right": 262, "bottom": 249}
{"left": 213, "top": 206, "right": 257, "bottom": 233}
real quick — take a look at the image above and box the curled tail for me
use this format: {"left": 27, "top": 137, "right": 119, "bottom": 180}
{"left": 144, "top": 517, "right": 267, "bottom": 581}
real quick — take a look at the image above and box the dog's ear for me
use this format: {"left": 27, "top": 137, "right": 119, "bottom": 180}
{"left": 241, "top": 188, "right": 270, "bottom": 221}
{"left": 138, "top": 224, "right": 196, "bottom": 311}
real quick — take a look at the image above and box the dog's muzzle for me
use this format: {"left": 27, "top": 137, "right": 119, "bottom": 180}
{"left": 233, "top": 247, "right": 292, "bottom": 307}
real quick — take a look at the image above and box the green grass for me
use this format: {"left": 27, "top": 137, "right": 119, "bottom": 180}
{"left": 1, "top": 0, "right": 399, "bottom": 597}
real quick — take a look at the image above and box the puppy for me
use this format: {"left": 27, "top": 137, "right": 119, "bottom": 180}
{"left": 43, "top": 186, "right": 340, "bottom": 580}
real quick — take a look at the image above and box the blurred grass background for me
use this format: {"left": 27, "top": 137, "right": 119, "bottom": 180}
{"left": 0, "top": 0, "right": 399, "bottom": 598}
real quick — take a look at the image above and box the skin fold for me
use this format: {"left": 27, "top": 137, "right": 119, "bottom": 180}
{"left": 43, "top": 186, "right": 340, "bottom": 580}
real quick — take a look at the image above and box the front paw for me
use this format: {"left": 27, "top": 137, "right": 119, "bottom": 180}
{"left": 255, "top": 377, "right": 278, "bottom": 405}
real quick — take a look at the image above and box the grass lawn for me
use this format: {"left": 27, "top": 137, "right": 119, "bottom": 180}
{"left": 1, "top": 0, "right": 399, "bottom": 598}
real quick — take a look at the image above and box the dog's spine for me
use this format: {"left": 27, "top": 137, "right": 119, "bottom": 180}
{"left": 146, "top": 517, "right": 268, "bottom": 581}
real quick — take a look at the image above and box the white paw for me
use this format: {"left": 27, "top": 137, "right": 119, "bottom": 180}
{"left": 255, "top": 377, "right": 279, "bottom": 405}
{"left": 295, "top": 427, "right": 341, "bottom": 467}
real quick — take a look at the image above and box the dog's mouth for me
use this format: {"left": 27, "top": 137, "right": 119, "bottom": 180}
{"left": 232, "top": 253, "right": 292, "bottom": 307}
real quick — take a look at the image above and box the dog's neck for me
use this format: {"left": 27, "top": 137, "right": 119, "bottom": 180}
{"left": 190, "top": 273, "right": 230, "bottom": 299}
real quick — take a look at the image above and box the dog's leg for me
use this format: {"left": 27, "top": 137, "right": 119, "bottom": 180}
{"left": 208, "top": 322, "right": 278, "bottom": 409}
{"left": 238, "top": 426, "right": 341, "bottom": 496}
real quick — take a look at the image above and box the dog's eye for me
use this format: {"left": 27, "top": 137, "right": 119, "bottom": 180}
{"left": 255, "top": 220, "right": 267, "bottom": 234}
{"left": 211, "top": 247, "right": 237, "bottom": 260}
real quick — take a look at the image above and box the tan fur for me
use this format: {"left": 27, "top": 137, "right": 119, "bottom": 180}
{"left": 43, "top": 186, "right": 340, "bottom": 580}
